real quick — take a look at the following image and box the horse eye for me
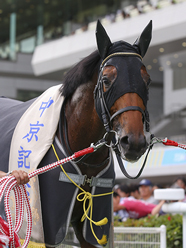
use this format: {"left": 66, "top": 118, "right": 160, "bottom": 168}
{"left": 102, "top": 77, "right": 111, "bottom": 87}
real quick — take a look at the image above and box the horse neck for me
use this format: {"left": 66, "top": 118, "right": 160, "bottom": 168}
{"left": 61, "top": 81, "right": 109, "bottom": 166}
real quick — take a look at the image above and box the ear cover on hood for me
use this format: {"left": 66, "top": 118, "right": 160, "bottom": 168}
{"left": 133, "top": 20, "right": 152, "bottom": 57}
{"left": 95, "top": 20, "right": 152, "bottom": 59}
{"left": 96, "top": 20, "right": 112, "bottom": 59}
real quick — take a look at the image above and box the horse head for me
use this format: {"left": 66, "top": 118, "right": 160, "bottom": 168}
{"left": 94, "top": 20, "right": 152, "bottom": 162}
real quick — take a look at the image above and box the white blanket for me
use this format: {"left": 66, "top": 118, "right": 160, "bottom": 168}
{"left": 9, "top": 84, "right": 64, "bottom": 243}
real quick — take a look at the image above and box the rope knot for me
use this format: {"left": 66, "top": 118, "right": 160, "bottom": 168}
{"left": 77, "top": 191, "right": 92, "bottom": 201}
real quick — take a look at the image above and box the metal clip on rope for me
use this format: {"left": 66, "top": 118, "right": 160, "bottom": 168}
{"left": 90, "top": 140, "right": 106, "bottom": 150}
{"left": 90, "top": 130, "right": 118, "bottom": 150}
{"left": 149, "top": 136, "right": 167, "bottom": 146}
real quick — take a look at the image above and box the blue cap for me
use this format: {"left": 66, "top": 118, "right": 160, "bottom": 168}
{"left": 139, "top": 179, "right": 152, "bottom": 186}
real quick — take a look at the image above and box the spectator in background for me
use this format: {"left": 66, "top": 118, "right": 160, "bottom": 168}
{"left": 129, "top": 184, "right": 141, "bottom": 199}
{"left": 121, "top": 10, "right": 130, "bottom": 19}
{"left": 115, "top": 184, "right": 131, "bottom": 221}
{"left": 113, "top": 191, "right": 120, "bottom": 215}
{"left": 113, "top": 191, "right": 165, "bottom": 219}
{"left": 117, "top": 184, "right": 130, "bottom": 200}
{"left": 152, "top": 183, "right": 163, "bottom": 192}
{"left": 113, "top": 191, "right": 130, "bottom": 221}
{"left": 149, "top": 0, "right": 158, "bottom": 8}
{"left": 171, "top": 176, "right": 186, "bottom": 202}
{"left": 139, "top": 179, "right": 159, "bottom": 204}
{"left": 175, "top": 177, "right": 186, "bottom": 191}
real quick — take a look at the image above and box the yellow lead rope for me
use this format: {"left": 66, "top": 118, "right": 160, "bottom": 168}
{"left": 52, "top": 144, "right": 113, "bottom": 245}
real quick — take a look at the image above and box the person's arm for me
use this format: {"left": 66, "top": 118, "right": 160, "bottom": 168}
{"left": 114, "top": 204, "right": 126, "bottom": 212}
{"left": 151, "top": 200, "right": 165, "bottom": 215}
{"left": 0, "top": 170, "right": 29, "bottom": 185}
{"left": 113, "top": 199, "right": 126, "bottom": 212}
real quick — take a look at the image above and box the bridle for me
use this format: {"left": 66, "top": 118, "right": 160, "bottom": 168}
{"left": 94, "top": 52, "right": 153, "bottom": 179}
{"left": 94, "top": 52, "right": 150, "bottom": 133}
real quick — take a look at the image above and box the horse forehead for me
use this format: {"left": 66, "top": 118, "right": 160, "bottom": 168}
{"left": 103, "top": 56, "right": 144, "bottom": 83}
{"left": 107, "top": 40, "right": 139, "bottom": 55}
{"left": 105, "top": 56, "right": 143, "bottom": 70}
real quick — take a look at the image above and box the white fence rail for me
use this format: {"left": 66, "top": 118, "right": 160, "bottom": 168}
{"left": 114, "top": 225, "right": 166, "bottom": 248}
{"left": 58, "top": 225, "right": 166, "bottom": 248}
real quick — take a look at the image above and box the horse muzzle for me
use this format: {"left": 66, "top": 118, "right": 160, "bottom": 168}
{"left": 119, "top": 133, "right": 148, "bottom": 162}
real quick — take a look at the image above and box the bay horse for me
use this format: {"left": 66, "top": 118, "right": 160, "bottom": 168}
{"left": 0, "top": 20, "right": 152, "bottom": 248}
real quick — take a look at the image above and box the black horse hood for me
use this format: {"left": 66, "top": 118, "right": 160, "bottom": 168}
{"left": 94, "top": 20, "right": 152, "bottom": 132}
{"left": 107, "top": 40, "right": 140, "bottom": 57}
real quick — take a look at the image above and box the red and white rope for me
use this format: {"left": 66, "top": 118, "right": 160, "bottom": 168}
{"left": 1, "top": 136, "right": 186, "bottom": 247}
{"left": 0, "top": 147, "right": 94, "bottom": 248}
{"left": 162, "top": 138, "right": 186, "bottom": 150}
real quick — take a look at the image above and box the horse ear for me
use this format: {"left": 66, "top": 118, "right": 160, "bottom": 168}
{"left": 133, "top": 20, "right": 152, "bottom": 57}
{"left": 96, "top": 20, "right": 112, "bottom": 59}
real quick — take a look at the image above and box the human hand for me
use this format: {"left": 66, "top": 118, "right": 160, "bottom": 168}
{"left": 10, "top": 170, "right": 29, "bottom": 185}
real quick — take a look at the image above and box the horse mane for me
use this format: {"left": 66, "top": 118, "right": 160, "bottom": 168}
{"left": 60, "top": 50, "right": 101, "bottom": 98}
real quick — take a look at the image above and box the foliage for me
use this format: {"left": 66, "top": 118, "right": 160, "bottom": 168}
{"left": 114, "top": 214, "right": 183, "bottom": 248}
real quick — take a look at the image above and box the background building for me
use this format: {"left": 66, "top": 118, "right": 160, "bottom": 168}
{"left": 1, "top": 0, "right": 186, "bottom": 186}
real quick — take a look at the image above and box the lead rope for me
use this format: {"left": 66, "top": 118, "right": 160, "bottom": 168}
{"left": 150, "top": 136, "right": 186, "bottom": 150}
{"left": 113, "top": 134, "right": 186, "bottom": 180}
{"left": 0, "top": 146, "right": 99, "bottom": 248}
{"left": 51, "top": 144, "right": 113, "bottom": 246}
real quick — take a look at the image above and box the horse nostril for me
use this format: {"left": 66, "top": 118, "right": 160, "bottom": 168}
{"left": 120, "top": 134, "right": 147, "bottom": 161}
{"left": 120, "top": 136, "right": 129, "bottom": 148}
{"left": 120, "top": 134, "right": 147, "bottom": 152}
